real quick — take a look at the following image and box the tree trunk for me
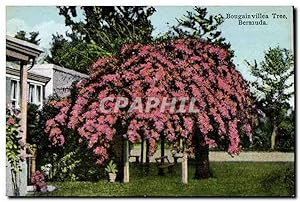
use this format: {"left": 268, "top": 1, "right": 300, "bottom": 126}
{"left": 114, "top": 139, "right": 124, "bottom": 182}
{"left": 113, "top": 120, "right": 126, "bottom": 182}
{"left": 145, "top": 139, "right": 150, "bottom": 174}
{"left": 161, "top": 134, "right": 165, "bottom": 160}
{"left": 271, "top": 125, "right": 278, "bottom": 150}
{"left": 146, "top": 139, "right": 150, "bottom": 164}
{"left": 193, "top": 131, "right": 211, "bottom": 179}
{"left": 116, "top": 136, "right": 124, "bottom": 182}
{"left": 158, "top": 133, "right": 165, "bottom": 176}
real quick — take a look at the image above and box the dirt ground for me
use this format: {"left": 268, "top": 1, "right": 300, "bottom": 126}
{"left": 129, "top": 148, "right": 294, "bottom": 163}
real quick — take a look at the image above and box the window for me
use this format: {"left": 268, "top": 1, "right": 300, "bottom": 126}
{"left": 9, "top": 78, "right": 44, "bottom": 109}
{"left": 10, "top": 80, "right": 19, "bottom": 108}
{"left": 42, "top": 85, "right": 45, "bottom": 101}
{"left": 36, "top": 85, "right": 42, "bottom": 106}
{"left": 28, "top": 83, "right": 43, "bottom": 107}
{"left": 28, "top": 84, "right": 34, "bottom": 103}
{"left": 11, "top": 80, "right": 17, "bottom": 100}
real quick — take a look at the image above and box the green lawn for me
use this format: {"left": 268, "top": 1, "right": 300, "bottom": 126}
{"left": 33, "top": 161, "right": 294, "bottom": 197}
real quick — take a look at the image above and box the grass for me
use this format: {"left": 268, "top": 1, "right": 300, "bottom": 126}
{"left": 33, "top": 161, "right": 294, "bottom": 197}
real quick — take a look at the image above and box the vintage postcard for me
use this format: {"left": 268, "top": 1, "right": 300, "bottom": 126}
{"left": 6, "top": 6, "right": 295, "bottom": 197}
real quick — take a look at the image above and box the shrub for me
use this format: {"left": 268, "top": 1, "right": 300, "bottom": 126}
{"left": 284, "top": 168, "right": 295, "bottom": 196}
{"left": 50, "top": 152, "right": 81, "bottom": 181}
{"left": 6, "top": 107, "right": 22, "bottom": 196}
{"left": 27, "top": 100, "right": 105, "bottom": 182}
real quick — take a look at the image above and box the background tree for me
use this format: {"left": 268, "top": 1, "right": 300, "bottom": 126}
{"left": 276, "top": 110, "right": 295, "bottom": 151}
{"left": 14, "top": 30, "right": 41, "bottom": 45}
{"left": 157, "top": 7, "right": 228, "bottom": 48}
{"left": 172, "top": 7, "right": 225, "bottom": 43}
{"left": 46, "top": 6, "right": 156, "bottom": 73}
{"left": 245, "top": 47, "right": 294, "bottom": 150}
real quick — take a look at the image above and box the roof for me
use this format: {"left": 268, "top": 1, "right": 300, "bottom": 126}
{"left": 29, "top": 64, "right": 89, "bottom": 78}
{"left": 52, "top": 64, "right": 89, "bottom": 78}
{"left": 6, "top": 35, "right": 43, "bottom": 61}
{"left": 6, "top": 62, "right": 51, "bottom": 84}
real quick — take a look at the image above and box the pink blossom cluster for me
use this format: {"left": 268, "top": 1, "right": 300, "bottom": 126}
{"left": 31, "top": 170, "right": 47, "bottom": 192}
{"left": 6, "top": 117, "right": 16, "bottom": 126}
{"left": 45, "top": 99, "right": 70, "bottom": 146}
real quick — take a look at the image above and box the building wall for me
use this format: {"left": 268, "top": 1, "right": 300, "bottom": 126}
{"left": 6, "top": 160, "right": 27, "bottom": 196}
{"left": 6, "top": 75, "right": 48, "bottom": 109}
{"left": 28, "top": 64, "right": 54, "bottom": 98}
{"left": 52, "top": 67, "right": 86, "bottom": 97}
{"left": 6, "top": 62, "right": 50, "bottom": 108}
{"left": 6, "top": 77, "right": 11, "bottom": 104}
{"left": 30, "top": 64, "right": 88, "bottom": 98}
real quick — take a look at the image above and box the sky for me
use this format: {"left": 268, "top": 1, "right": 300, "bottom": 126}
{"left": 6, "top": 6, "right": 294, "bottom": 106}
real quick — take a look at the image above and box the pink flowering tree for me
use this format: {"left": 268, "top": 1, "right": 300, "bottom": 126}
{"left": 45, "top": 38, "right": 256, "bottom": 179}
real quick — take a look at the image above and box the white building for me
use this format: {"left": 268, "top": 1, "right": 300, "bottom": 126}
{"left": 6, "top": 62, "right": 88, "bottom": 109}
{"left": 29, "top": 63, "right": 88, "bottom": 98}
{"left": 6, "top": 62, "right": 50, "bottom": 108}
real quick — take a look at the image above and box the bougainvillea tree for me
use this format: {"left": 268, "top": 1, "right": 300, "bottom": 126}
{"left": 45, "top": 38, "right": 256, "bottom": 179}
